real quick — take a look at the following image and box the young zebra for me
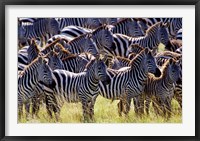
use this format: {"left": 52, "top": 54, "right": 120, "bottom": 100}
{"left": 45, "top": 56, "right": 111, "bottom": 122}
{"left": 99, "top": 48, "right": 161, "bottom": 116}
{"left": 144, "top": 58, "right": 182, "bottom": 118}
{"left": 18, "top": 56, "right": 56, "bottom": 119}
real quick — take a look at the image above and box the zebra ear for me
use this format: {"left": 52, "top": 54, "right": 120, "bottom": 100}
{"left": 169, "top": 58, "right": 174, "bottom": 64}
{"left": 144, "top": 48, "right": 149, "bottom": 54}
{"left": 163, "top": 22, "right": 170, "bottom": 28}
{"left": 38, "top": 56, "right": 43, "bottom": 64}
{"left": 49, "top": 50, "right": 54, "bottom": 57}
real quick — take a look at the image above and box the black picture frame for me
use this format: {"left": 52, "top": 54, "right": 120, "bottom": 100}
{"left": 1, "top": 0, "right": 199, "bottom": 141}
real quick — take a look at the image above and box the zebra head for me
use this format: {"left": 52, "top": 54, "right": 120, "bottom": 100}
{"left": 37, "top": 56, "right": 56, "bottom": 88}
{"left": 84, "top": 34, "right": 98, "bottom": 55}
{"left": 87, "top": 55, "right": 111, "bottom": 85}
{"left": 27, "top": 39, "right": 40, "bottom": 63}
{"left": 45, "top": 50, "right": 64, "bottom": 70}
{"left": 96, "top": 56, "right": 111, "bottom": 85}
{"left": 144, "top": 48, "right": 161, "bottom": 77}
{"left": 159, "top": 22, "right": 170, "bottom": 46}
{"left": 18, "top": 21, "right": 27, "bottom": 46}
{"left": 137, "top": 18, "right": 148, "bottom": 34}
{"left": 165, "top": 58, "right": 182, "bottom": 84}
{"left": 85, "top": 18, "right": 102, "bottom": 29}
{"left": 47, "top": 18, "right": 60, "bottom": 35}
{"left": 128, "top": 18, "right": 144, "bottom": 37}
{"left": 92, "top": 25, "right": 115, "bottom": 52}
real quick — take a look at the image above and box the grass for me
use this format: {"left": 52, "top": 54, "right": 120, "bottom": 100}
{"left": 19, "top": 96, "right": 182, "bottom": 123}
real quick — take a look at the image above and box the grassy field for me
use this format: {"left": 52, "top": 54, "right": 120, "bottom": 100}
{"left": 18, "top": 44, "right": 181, "bottom": 123}
{"left": 19, "top": 96, "right": 182, "bottom": 123}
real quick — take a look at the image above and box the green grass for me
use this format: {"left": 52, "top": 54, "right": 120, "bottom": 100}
{"left": 19, "top": 96, "right": 182, "bottom": 123}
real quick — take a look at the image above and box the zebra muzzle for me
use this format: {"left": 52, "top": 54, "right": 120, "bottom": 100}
{"left": 154, "top": 68, "right": 161, "bottom": 77}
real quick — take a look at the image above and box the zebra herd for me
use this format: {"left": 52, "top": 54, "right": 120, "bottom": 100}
{"left": 18, "top": 18, "right": 182, "bottom": 122}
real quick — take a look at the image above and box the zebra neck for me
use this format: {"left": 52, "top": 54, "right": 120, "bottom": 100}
{"left": 131, "top": 32, "right": 160, "bottom": 48}
{"left": 85, "top": 69, "right": 99, "bottom": 89}
{"left": 162, "top": 72, "right": 174, "bottom": 88}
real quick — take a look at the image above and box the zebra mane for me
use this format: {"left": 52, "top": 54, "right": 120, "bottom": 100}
{"left": 61, "top": 54, "right": 78, "bottom": 61}
{"left": 85, "top": 59, "right": 96, "bottom": 69}
{"left": 160, "top": 58, "right": 174, "bottom": 78}
{"left": 137, "top": 18, "right": 147, "bottom": 24}
{"left": 42, "top": 38, "right": 61, "bottom": 53}
{"left": 112, "top": 18, "right": 132, "bottom": 26}
{"left": 22, "top": 56, "right": 43, "bottom": 74}
{"left": 156, "top": 51, "right": 181, "bottom": 60}
{"left": 129, "top": 44, "right": 144, "bottom": 54}
{"left": 44, "top": 50, "right": 58, "bottom": 58}
{"left": 68, "top": 33, "right": 91, "bottom": 44}
{"left": 116, "top": 56, "right": 131, "bottom": 63}
{"left": 92, "top": 24, "right": 109, "bottom": 34}
{"left": 28, "top": 39, "right": 40, "bottom": 53}
{"left": 128, "top": 53, "right": 137, "bottom": 60}
{"left": 145, "top": 22, "right": 161, "bottom": 36}
{"left": 54, "top": 43, "right": 71, "bottom": 54}
{"left": 129, "top": 48, "right": 146, "bottom": 66}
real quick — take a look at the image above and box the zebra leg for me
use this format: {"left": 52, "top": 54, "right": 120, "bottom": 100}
{"left": 145, "top": 96, "right": 151, "bottom": 115}
{"left": 18, "top": 103, "right": 23, "bottom": 120}
{"left": 133, "top": 97, "right": 139, "bottom": 114}
{"left": 45, "top": 95, "right": 53, "bottom": 119}
{"left": 165, "top": 97, "right": 172, "bottom": 119}
{"left": 138, "top": 95, "right": 145, "bottom": 115}
{"left": 123, "top": 97, "right": 131, "bottom": 116}
{"left": 152, "top": 98, "right": 162, "bottom": 116}
{"left": 117, "top": 100, "right": 123, "bottom": 116}
{"left": 32, "top": 96, "right": 40, "bottom": 118}
{"left": 25, "top": 101, "right": 31, "bottom": 119}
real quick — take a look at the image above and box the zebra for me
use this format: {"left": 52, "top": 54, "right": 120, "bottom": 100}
{"left": 29, "top": 50, "right": 64, "bottom": 118}
{"left": 57, "top": 18, "right": 102, "bottom": 30}
{"left": 18, "top": 18, "right": 60, "bottom": 47}
{"left": 18, "top": 56, "right": 56, "bottom": 119}
{"left": 109, "top": 18, "right": 144, "bottom": 37}
{"left": 143, "top": 58, "right": 182, "bottom": 118}
{"left": 99, "top": 48, "right": 161, "bottom": 116}
{"left": 138, "top": 18, "right": 182, "bottom": 38}
{"left": 110, "top": 21, "right": 169, "bottom": 58}
{"left": 45, "top": 56, "right": 111, "bottom": 122}
{"left": 153, "top": 51, "right": 182, "bottom": 110}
